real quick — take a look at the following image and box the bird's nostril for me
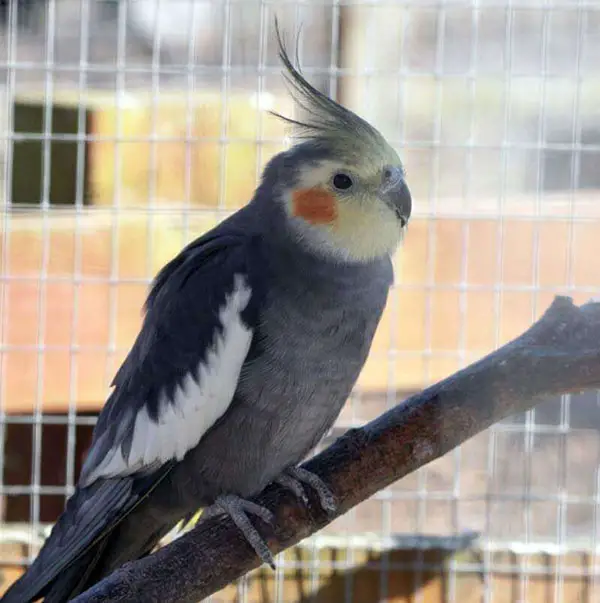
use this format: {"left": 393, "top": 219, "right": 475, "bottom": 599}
{"left": 383, "top": 165, "right": 403, "bottom": 186}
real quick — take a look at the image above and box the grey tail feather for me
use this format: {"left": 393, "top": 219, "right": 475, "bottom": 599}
{"left": 0, "top": 538, "right": 109, "bottom": 603}
{"left": 39, "top": 540, "right": 111, "bottom": 603}
{"left": 2, "top": 524, "right": 169, "bottom": 603}
{"left": 2, "top": 467, "right": 175, "bottom": 602}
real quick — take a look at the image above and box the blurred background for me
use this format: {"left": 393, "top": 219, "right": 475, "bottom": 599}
{"left": 1, "top": 0, "right": 600, "bottom": 601}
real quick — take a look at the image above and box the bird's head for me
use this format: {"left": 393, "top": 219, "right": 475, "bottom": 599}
{"left": 257, "top": 22, "right": 412, "bottom": 264}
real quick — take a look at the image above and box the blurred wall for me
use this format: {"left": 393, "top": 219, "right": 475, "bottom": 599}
{"left": 0, "top": 0, "right": 334, "bottom": 92}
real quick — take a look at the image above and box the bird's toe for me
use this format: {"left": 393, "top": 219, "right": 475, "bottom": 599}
{"left": 275, "top": 473, "right": 309, "bottom": 505}
{"left": 282, "top": 467, "right": 337, "bottom": 514}
{"left": 215, "top": 495, "right": 276, "bottom": 569}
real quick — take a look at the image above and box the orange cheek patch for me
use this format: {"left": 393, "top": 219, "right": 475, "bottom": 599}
{"left": 291, "top": 188, "right": 338, "bottom": 225}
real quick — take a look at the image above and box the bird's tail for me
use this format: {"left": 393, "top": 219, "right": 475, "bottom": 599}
{"left": 2, "top": 516, "right": 172, "bottom": 603}
{"left": 41, "top": 528, "right": 166, "bottom": 602}
{"left": 1, "top": 534, "right": 109, "bottom": 603}
{"left": 1, "top": 473, "right": 176, "bottom": 603}
{"left": 38, "top": 539, "right": 111, "bottom": 603}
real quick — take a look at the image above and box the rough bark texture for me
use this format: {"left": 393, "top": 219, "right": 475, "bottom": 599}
{"left": 72, "top": 296, "right": 600, "bottom": 603}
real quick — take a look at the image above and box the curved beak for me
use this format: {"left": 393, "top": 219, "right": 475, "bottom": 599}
{"left": 379, "top": 165, "right": 412, "bottom": 227}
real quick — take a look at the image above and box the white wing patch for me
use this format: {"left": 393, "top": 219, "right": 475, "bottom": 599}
{"left": 87, "top": 274, "right": 253, "bottom": 483}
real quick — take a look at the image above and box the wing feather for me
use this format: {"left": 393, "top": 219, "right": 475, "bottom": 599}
{"left": 80, "top": 238, "right": 260, "bottom": 487}
{"left": 2, "top": 225, "right": 265, "bottom": 603}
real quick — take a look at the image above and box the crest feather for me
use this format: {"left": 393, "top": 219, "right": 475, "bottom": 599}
{"left": 270, "top": 18, "right": 388, "bottom": 156}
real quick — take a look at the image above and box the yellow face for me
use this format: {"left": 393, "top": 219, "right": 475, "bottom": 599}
{"left": 284, "top": 159, "right": 411, "bottom": 263}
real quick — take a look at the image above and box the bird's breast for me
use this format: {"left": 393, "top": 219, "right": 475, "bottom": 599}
{"left": 231, "top": 286, "right": 385, "bottom": 478}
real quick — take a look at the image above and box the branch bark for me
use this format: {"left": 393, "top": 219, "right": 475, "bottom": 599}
{"left": 73, "top": 296, "right": 600, "bottom": 603}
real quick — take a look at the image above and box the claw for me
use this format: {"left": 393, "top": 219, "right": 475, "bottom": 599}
{"left": 276, "top": 466, "right": 337, "bottom": 515}
{"left": 210, "top": 495, "right": 276, "bottom": 569}
{"left": 275, "top": 473, "right": 309, "bottom": 505}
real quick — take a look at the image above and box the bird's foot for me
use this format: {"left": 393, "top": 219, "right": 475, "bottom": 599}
{"left": 275, "top": 466, "right": 337, "bottom": 515}
{"left": 204, "top": 494, "right": 276, "bottom": 569}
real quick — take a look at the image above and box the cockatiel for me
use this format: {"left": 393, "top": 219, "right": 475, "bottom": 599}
{"left": 2, "top": 23, "right": 412, "bottom": 603}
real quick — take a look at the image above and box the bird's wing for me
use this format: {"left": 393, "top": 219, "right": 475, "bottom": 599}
{"left": 4, "top": 228, "right": 266, "bottom": 603}
{"left": 79, "top": 230, "right": 264, "bottom": 487}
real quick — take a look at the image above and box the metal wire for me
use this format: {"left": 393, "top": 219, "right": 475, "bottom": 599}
{"left": 1, "top": 0, "right": 600, "bottom": 601}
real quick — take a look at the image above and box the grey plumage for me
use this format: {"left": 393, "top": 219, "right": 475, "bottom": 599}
{"left": 2, "top": 20, "right": 411, "bottom": 603}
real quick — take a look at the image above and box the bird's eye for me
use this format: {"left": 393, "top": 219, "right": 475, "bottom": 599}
{"left": 332, "top": 172, "right": 353, "bottom": 191}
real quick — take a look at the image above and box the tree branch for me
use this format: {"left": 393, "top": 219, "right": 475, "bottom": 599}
{"left": 73, "top": 296, "right": 600, "bottom": 603}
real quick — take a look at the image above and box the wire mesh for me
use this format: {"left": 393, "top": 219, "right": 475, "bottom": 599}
{"left": 1, "top": 0, "right": 600, "bottom": 602}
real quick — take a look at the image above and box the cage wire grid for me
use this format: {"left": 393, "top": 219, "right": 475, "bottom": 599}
{"left": 1, "top": 0, "right": 600, "bottom": 602}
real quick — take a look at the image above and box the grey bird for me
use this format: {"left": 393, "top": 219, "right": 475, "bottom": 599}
{"left": 2, "top": 23, "right": 412, "bottom": 603}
